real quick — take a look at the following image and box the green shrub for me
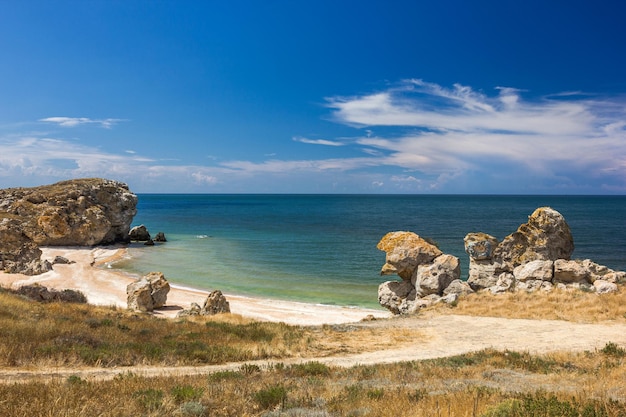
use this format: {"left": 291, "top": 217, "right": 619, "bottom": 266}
{"left": 254, "top": 385, "right": 287, "bottom": 409}
{"left": 288, "top": 361, "right": 330, "bottom": 377}
{"left": 171, "top": 385, "right": 204, "bottom": 403}
{"left": 133, "top": 389, "right": 164, "bottom": 411}
{"left": 600, "top": 342, "right": 626, "bottom": 358}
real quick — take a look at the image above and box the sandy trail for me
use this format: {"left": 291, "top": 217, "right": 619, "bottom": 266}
{"left": 2, "top": 247, "right": 626, "bottom": 384}
{"left": 2, "top": 313, "right": 626, "bottom": 383}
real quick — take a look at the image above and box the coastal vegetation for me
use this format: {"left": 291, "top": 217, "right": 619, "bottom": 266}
{"left": 1, "top": 288, "right": 626, "bottom": 415}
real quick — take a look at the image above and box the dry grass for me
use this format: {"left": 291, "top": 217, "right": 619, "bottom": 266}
{"left": 0, "top": 290, "right": 420, "bottom": 369}
{"left": 2, "top": 285, "right": 626, "bottom": 415}
{"left": 428, "top": 288, "right": 626, "bottom": 323}
{"left": 1, "top": 346, "right": 625, "bottom": 416}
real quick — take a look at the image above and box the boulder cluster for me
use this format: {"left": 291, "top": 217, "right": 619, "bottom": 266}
{"left": 0, "top": 179, "right": 138, "bottom": 275}
{"left": 128, "top": 224, "right": 167, "bottom": 246}
{"left": 176, "top": 290, "right": 231, "bottom": 317}
{"left": 125, "top": 271, "right": 231, "bottom": 317}
{"left": 378, "top": 207, "right": 626, "bottom": 315}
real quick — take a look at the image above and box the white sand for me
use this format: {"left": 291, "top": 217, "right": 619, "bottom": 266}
{"left": 0, "top": 247, "right": 390, "bottom": 325}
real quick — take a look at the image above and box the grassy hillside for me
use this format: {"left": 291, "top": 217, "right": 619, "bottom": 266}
{"left": 1, "top": 288, "right": 626, "bottom": 415}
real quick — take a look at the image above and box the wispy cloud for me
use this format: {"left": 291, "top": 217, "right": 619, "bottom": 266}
{"left": 322, "top": 79, "right": 626, "bottom": 192}
{"left": 39, "top": 117, "right": 125, "bottom": 128}
{"left": 292, "top": 136, "right": 345, "bottom": 146}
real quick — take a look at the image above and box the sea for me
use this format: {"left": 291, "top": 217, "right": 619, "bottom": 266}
{"left": 112, "top": 195, "right": 626, "bottom": 310}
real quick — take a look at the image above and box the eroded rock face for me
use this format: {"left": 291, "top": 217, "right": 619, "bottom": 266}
{"left": 0, "top": 178, "right": 137, "bottom": 246}
{"left": 494, "top": 207, "right": 574, "bottom": 271}
{"left": 0, "top": 219, "right": 52, "bottom": 275}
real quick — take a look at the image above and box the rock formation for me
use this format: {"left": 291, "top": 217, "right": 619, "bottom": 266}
{"left": 377, "top": 231, "right": 461, "bottom": 314}
{"left": 15, "top": 283, "right": 87, "bottom": 303}
{"left": 177, "top": 290, "right": 231, "bottom": 317}
{"left": 129, "top": 224, "right": 151, "bottom": 241}
{"left": 0, "top": 178, "right": 137, "bottom": 274}
{"left": 464, "top": 207, "right": 625, "bottom": 294}
{"left": 378, "top": 207, "right": 626, "bottom": 315}
{"left": 126, "top": 271, "right": 171, "bottom": 312}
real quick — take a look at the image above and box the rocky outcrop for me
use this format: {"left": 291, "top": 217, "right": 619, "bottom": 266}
{"left": 0, "top": 178, "right": 137, "bottom": 246}
{"left": 464, "top": 207, "right": 625, "bottom": 294}
{"left": 126, "top": 272, "right": 171, "bottom": 312}
{"left": 378, "top": 207, "right": 626, "bottom": 315}
{"left": 0, "top": 178, "right": 137, "bottom": 275}
{"left": 15, "top": 284, "right": 87, "bottom": 303}
{"left": 177, "top": 290, "right": 231, "bottom": 318}
{"left": 377, "top": 231, "right": 463, "bottom": 314}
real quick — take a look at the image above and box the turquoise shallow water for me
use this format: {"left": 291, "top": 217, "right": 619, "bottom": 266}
{"left": 113, "top": 195, "right": 626, "bottom": 309}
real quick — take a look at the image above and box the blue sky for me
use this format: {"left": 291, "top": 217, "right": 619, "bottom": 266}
{"left": 1, "top": 0, "right": 625, "bottom": 194}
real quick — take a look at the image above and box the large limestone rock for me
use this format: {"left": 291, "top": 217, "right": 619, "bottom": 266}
{"left": 513, "top": 260, "right": 554, "bottom": 282}
{"left": 377, "top": 231, "right": 442, "bottom": 280}
{"left": 1, "top": 178, "right": 137, "bottom": 275}
{"left": 377, "top": 232, "right": 461, "bottom": 315}
{"left": 0, "top": 178, "right": 137, "bottom": 246}
{"left": 494, "top": 207, "right": 574, "bottom": 271}
{"left": 126, "top": 272, "right": 170, "bottom": 312}
{"left": 464, "top": 207, "right": 624, "bottom": 295}
{"left": 412, "top": 254, "right": 460, "bottom": 297}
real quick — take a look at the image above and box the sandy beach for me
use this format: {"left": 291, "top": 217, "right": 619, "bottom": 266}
{"left": 0, "top": 246, "right": 390, "bottom": 325}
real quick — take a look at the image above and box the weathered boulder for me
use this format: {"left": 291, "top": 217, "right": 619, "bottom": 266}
{"left": 202, "top": 290, "right": 231, "bottom": 315}
{"left": 443, "top": 279, "right": 474, "bottom": 297}
{"left": 126, "top": 272, "right": 170, "bottom": 312}
{"left": 377, "top": 231, "right": 442, "bottom": 280}
{"left": 377, "top": 232, "right": 461, "bottom": 315}
{"left": 494, "top": 207, "right": 574, "bottom": 271}
{"left": 176, "top": 302, "right": 202, "bottom": 318}
{"left": 126, "top": 278, "right": 154, "bottom": 312}
{"left": 129, "top": 224, "right": 151, "bottom": 241}
{"left": 553, "top": 259, "right": 591, "bottom": 284}
{"left": 144, "top": 272, "right": 170, "bottom": 308}
{"left": 176, "top": 291, "right": 231, "bottom": 317}
{"left": 0, "top": 178, "right": 137, "bottom": 246}
{"left": 412, "top": 254, "right": 460, "bottom": 297}
{"left": 513, "top": 260, "right": 554, "bottom": 282}
{"left": 467, "top": 261, "right": 500, "bottom": 291}
{"left": 593, "top": 280, "right": 618, "bottom": 294}
{"left": 15, "top": 284, "right": 87, "bottom": 303}
{"left": 464, "top": 233, "right": 499, "bottom": 261}
{"left": 378, "top": 280, "right": 415, "bottom": 315}
{"left": 154, "top": 232, "right": 167, "bottom": 242}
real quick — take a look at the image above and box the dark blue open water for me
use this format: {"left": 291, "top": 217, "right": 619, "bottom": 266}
{"left": 113, "top": 195, "right": 626, "bottom": 309}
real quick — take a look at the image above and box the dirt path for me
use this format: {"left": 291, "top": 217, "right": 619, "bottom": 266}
{"left": 3, "top": 314, "right": 626, "bottom": 384}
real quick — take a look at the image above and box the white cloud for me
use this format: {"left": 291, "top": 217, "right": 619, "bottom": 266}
{"left": 192, "top": 172, "right": 218, "bottom": 185}
{"left": 293, "top": 136, "right": 344, "bottom": 146}
{"left": 324, "top": 80, "right": 626, "bottom": 192}
{"left": 39, "top": 117, "right": 125, "bottom": 128}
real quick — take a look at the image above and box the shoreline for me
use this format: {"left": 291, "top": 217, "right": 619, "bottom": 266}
{"left": 0, "top": 246, "right": 390, "bottom": 325}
